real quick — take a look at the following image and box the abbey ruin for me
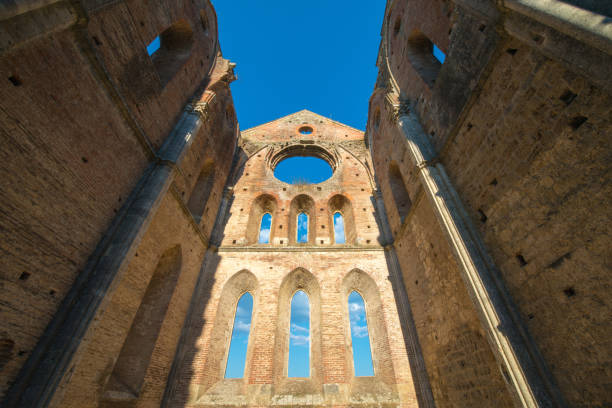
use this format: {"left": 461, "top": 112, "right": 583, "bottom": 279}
{"left": 0, "top": 0, "right": 610, "bottom": 407}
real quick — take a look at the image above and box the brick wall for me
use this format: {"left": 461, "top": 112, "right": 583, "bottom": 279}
{"left": 368, "top": 0, "right": 612, "bottom": 406}
{"left": 166, "top": 111, "right": 420, "bottom": 407}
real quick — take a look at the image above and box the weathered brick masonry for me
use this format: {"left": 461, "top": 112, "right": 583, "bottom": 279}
{"left": 0, "top": 1, "right": 238, "bottom": 406}
{"left": 367, "top": 0, "right": 611, "bottom": 407}
{"left": 163, "top": 110, "right": 421, "bottom": 407}
{"left": 0, "top": 0, "right": 610, "bottom": 407}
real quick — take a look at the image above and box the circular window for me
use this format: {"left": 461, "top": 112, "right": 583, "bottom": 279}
{"left": 274, "top": 156, "right": 332, "bottom": 184}
{"left": 298, "top": 126, "right": 313, "bottom": 135}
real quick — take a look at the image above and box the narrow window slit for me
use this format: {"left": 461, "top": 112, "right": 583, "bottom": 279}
{"left": 333, "top": 212, "right": 346, "bottom": 244}
{"left": 288, "top": 290, "right": 310, "bottom": 377}
{"left": 297, "top": 212, "right": 308, "bottom": 243}
{"left": 258, "top": 213, "right": 272, "bottom": 244}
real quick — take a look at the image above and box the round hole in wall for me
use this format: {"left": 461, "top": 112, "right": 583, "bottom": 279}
{"left": 298, "top": 126, "right": 313, "bottom": 134}
{"left": 270, "top": 145, "right": 336, "bottom": 185}
{"left": 274, "top": 156, "right": 332, "bottom": 184}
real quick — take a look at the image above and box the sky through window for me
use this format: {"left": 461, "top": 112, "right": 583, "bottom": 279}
{"left": 225, "top": 292, "right": 253, "bottom": 378}
{"left": 348, "top": 291, "right": 374, "bottom": 376}
{"left": 259, "top": 213, "right": 272, "bottom": 243}
{"left": 333, "top": 212, "right": 346, "bottom": 244}
{"left": 433, "top": 44, "right": 446, "bottom": 63}
{"left": 288, "top": 290, "right": 310, "bottom": 377}
{"left": 274, "top": 157, "right": 333, "bottom": 184}
{"left": 297, "top": 213, "right": 308, "bottom": 243}
{"left": 147, "top": 36, "right": 160, "bottom": 56}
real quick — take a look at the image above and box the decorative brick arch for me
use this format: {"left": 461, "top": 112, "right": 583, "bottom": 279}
{"left": 246, "top": 194, "right": 278, "bottom": 244}
{"left": 328, "top": 194, "right": 357, "bottom": 245}
{"left": 272, "top": 268, "right": 323, "bottom": 395}
{"left": 198, "top": 270, "right": 259, "bottom": 398}
{"left": 341, "top": 269, "right": 397, "bottom": 394}
{"left": 288, "top": 194, "right": 316, "bottom": 245}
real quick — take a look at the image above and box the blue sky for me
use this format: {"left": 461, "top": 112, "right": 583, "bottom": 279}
{"left": 214, "top": 0, "right": 387, "bottom": 130}
{"left": 274, "top": 156, "right": 332, "bottom": 184}
{"left": 288, "top": 290, "right": 310, "bottom": 377}
{"left": 348, "top": 291, "right": 374, "bottom": 376}
{"left": 225, "top": 292, "right": 253, "bottom": 378}
{"left": 224, "top": 289, "right": 375, "bottom": 379}
{"left": 297, "top": 213, "right": 308, "bottom": 243}
{"left": 333, "top": 212, "right": 346, "bottom": 243}
{"left": 258, "top": 213, "right": 272, "bottom": 243}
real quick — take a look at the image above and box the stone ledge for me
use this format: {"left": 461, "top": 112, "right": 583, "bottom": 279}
{"left": 218, "top": 246, "right": 385, "bottom": 253}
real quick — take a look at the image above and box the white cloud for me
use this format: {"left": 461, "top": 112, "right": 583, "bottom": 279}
{"left": 349, "top": 302, "right": 364, "bottom": 313}
{"left": 298, "top": 214, "right": 308, "bottom": 228}
{"left": 351, "top": 324, "right": 369, "bottom": 338}
{"left": 291, "top": 291, "right": 310, "bottom": 318}
{"left": 291, "top": 323, "right": 309, "bottom": 333}
{"left": 334, "top": 214, "right": 345, "bottom": 243}
{"left": 258, "top": 227, "right": 270, "bottom": 243}
{"left": 234, "top": 319, "right": 251, "bottom": 333}
{"left": 290, "top": 333, "right": 310, "bottom": 346}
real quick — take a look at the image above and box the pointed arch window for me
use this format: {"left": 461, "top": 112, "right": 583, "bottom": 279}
{"left": 258, "top": 213, "right": 272, "bottom": 244}
{"left": 187, "top": 159, "right": 215, "bottom": 224}
{"left": 288, "top": 290, "right": 310, "bottom": 377}
{"left": 225, "top": 292, "right": 253, "bottom": 378}
{"left": 348, "top": 291, "right": 374, "bottom": 376}
{"left": 333, "top": 212, "right": 346, "bottom": 244}
{"left": 297, "top": 212, "right": 308, "bottom": 243}
{"left": 389, "top": 162, "right": 412, "bottom": 223}
{"left": 104, "top": 246, "right": 181, "bottom": 399}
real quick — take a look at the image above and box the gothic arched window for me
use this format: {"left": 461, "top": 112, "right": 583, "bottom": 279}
{"left": 225, "top": 292, "right": 254, "bottom": 378}
{"left": 297, "top": 212, "right": 308, "bottom": 243}
{"left": 348, "top": 291, "right": 374, "bottom": 376}
{"left": 333, "top": 212, "right": 346, "bottom": 244}
{"left": 288, "top": 290, "right": 310, "bottom": 377}
{"left": 104, "top": 246, "right": 182, "bottom": 399}
{"left": 389, "top": 162, "right": 412, "bottom": 223}
{"left": 258, "top": 213, "right": 272, "bottom": 244}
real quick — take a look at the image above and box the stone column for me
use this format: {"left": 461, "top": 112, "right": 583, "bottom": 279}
{"left": 161, "top": 185, "right": 234, "bottom": 406}
{"left": 394, "top": 102, "right": 565, "bottom": 408}
{"left": 371, "top": 190, "right": 436, "bottom": 408}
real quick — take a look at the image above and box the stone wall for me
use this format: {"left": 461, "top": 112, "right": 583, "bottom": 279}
{"left": 0, "top": 1, "right": 239, "bottom": 406}
{"left": 367, "top": 0, "right": 611, "bottom": 407}
{"left": 1, "top": 0, "right": 610, "bottom": 406}
{"left": 441, "top": 39, "right": 612, "bottom": 407}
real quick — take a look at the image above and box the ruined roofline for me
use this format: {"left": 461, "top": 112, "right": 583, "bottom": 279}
{"left": 241, "top": 109, "right": 365, "bottom": 135}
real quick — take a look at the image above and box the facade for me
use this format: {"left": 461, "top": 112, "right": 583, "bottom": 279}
{"left": 163, "top": 110, "right": 421, "bottom": 406}
{"left": 0, "top": 0, "right": 610, "bottom": 408}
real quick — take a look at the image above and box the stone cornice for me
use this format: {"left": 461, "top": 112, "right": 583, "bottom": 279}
{"left": 218, "top": 246, "right": 385, "bottom": 253}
